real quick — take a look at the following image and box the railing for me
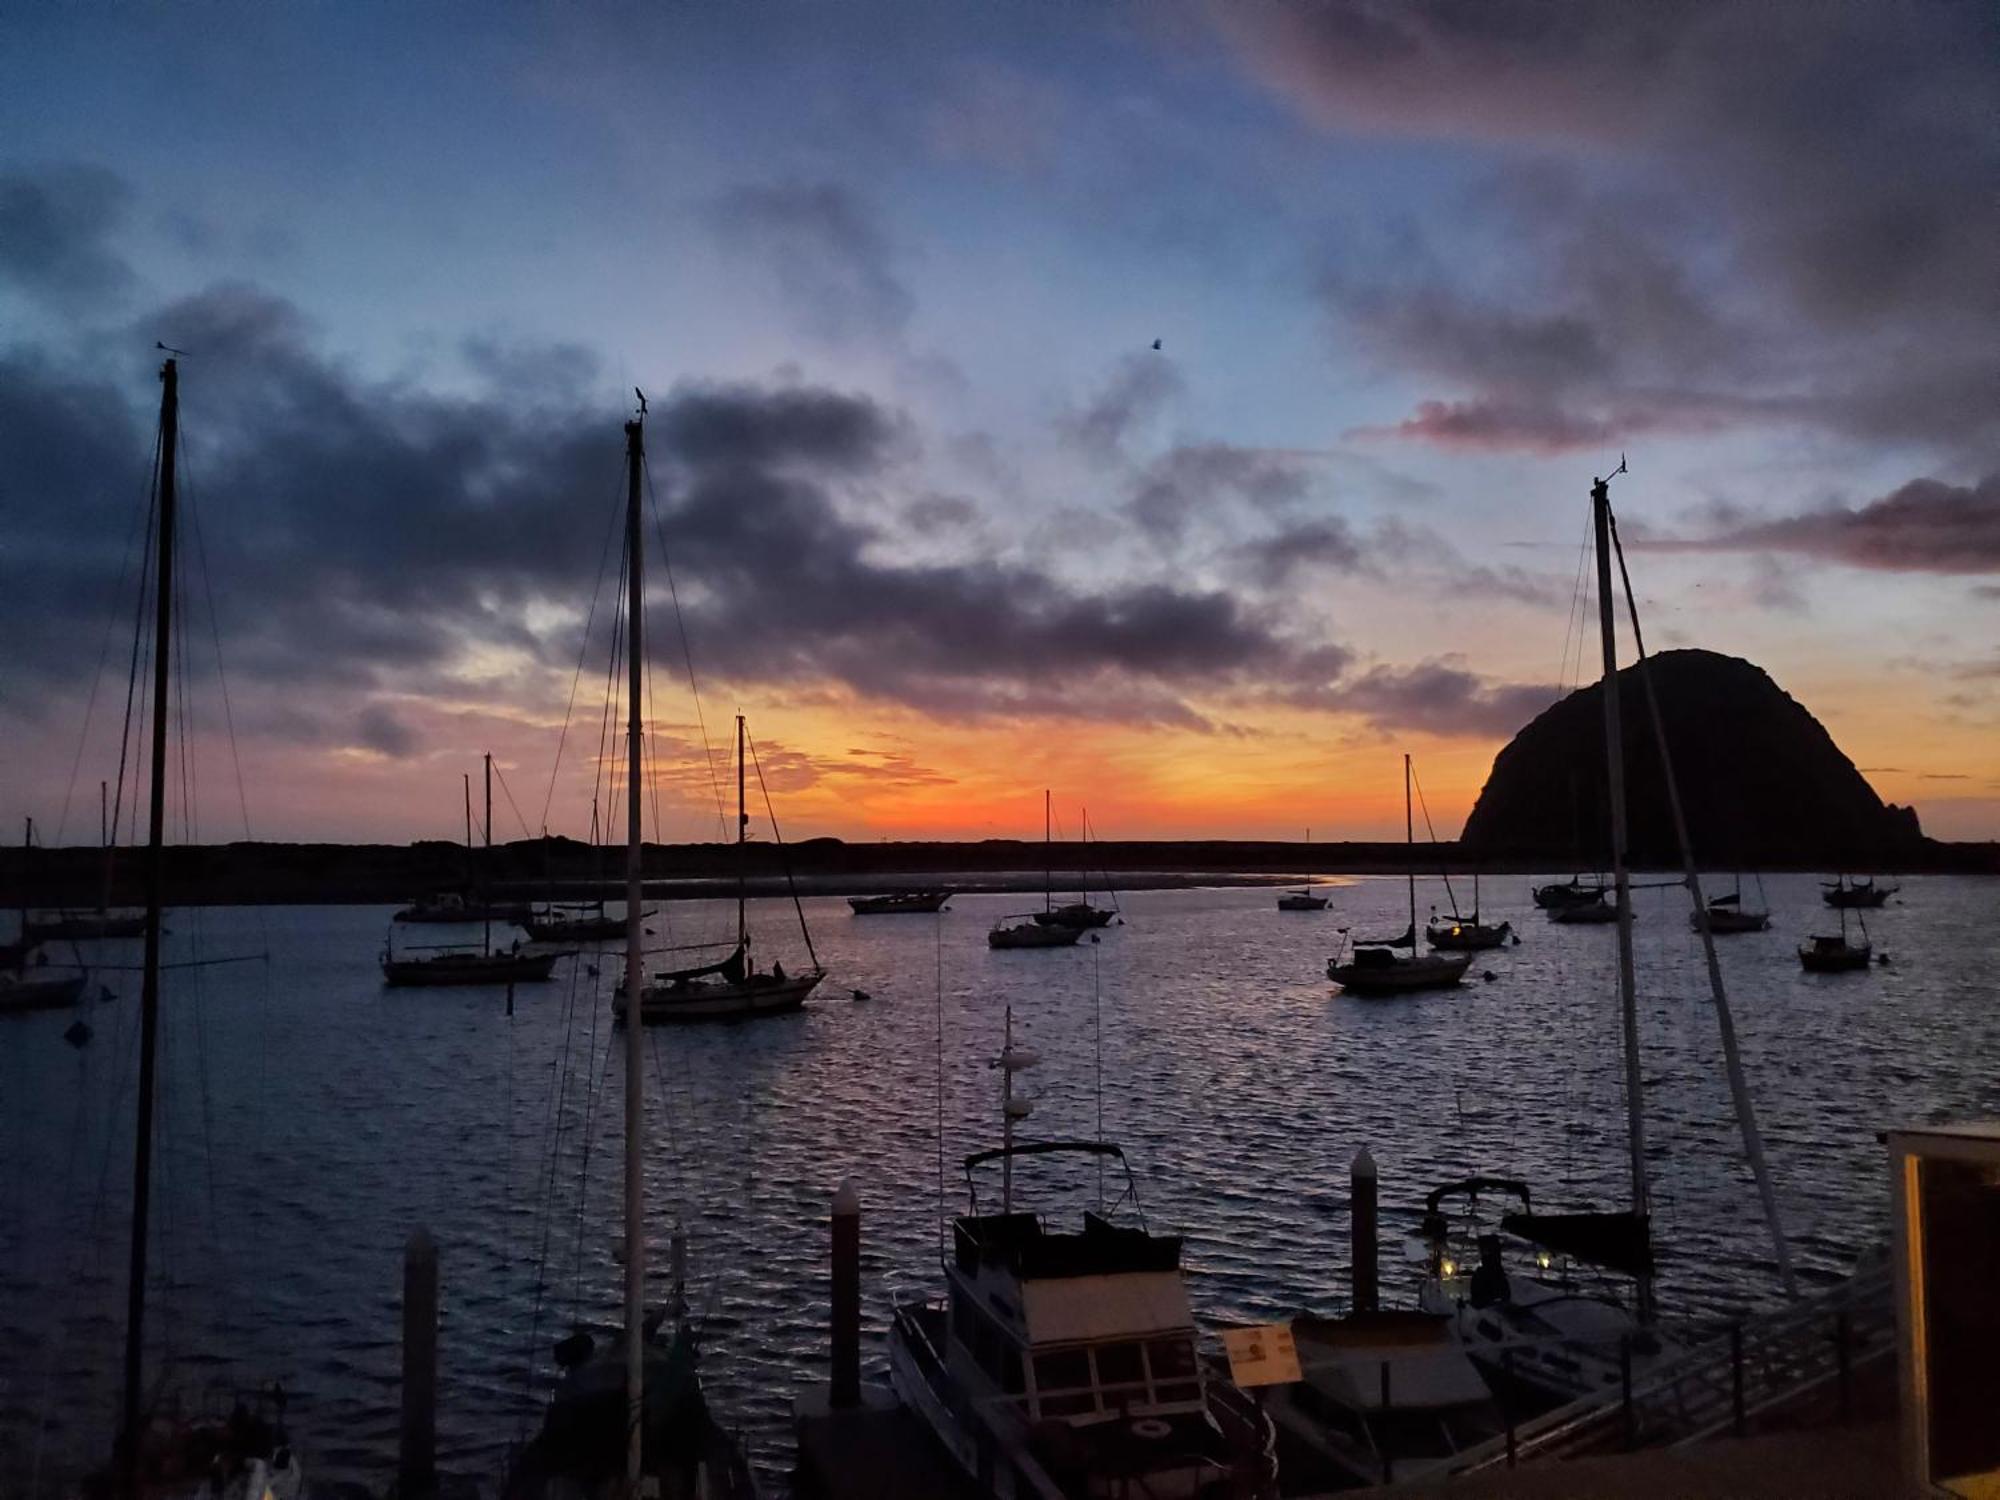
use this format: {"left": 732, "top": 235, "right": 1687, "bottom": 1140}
{"left": 1449, "top": 1263, "right": 1895, "bottom": 1474}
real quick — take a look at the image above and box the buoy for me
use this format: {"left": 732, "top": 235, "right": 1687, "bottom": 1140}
{"left": 851, "top": 988, "right": 872, "bottom": 1002}
{"left": 64, "top": 1020, "right": 92, "bottom": 1049}
{"left": 1481, "top": 970, "right": 1497, "bottom": 982}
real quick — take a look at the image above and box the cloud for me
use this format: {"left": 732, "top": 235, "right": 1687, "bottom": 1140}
{"left": 0, "top": 163, "right": 135, "bottom": 311}
{"left": 1289, "top": 659, "right": 1560, "bottom": 739}
{"left": 1126, "top": 442, "right": 1316, "bottom": 541}
{"left": 1057, "top": 353, "right": 1184, "bottom": 464}
{"left": 1219, "top": 2, "right": 2000, "bottom": 465}
{"left": 355, "top": 704, "right": 422, "bottom": 758}
{"left": 1229, "top": 517, "right": 1369, "bottom": 588}
{"left": 1638, "top": 474, "right": 2000, "bottom": 575}
{"left": 707, "top": 180, "right": 914, "bottom": 347}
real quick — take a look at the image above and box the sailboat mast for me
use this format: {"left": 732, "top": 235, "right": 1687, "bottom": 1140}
{"left": 121, "top": 355, "right": 178, "bottom": 1475}
{"left": 463, "top": 774, "right": 473, "bottom": 892}
{"left": 483, "top": 753, "right": 493, "bottom": 958}
{"left": 620, "top": 411, "right": 647, "bottom": 1490}
{"left": 1404, "top": 754, "right": 1416, "bottom": 951}
{"left": 1044, "top": 789, "right": 1052, "bottom": 914}
{"left": 1592, "top": 473, "right": 1652, "bottom": 1320}
{"left": 736, "top": 713, "right": 747, "bottom": 953}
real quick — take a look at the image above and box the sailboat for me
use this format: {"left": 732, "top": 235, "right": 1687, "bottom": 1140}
{"left": 508, "top": 400, "right": 757, "bottom": 1497}
{"left": 89, "top": 357, "right": 304, "bottom": 1498}
{"left": 1326, "top": 757, "right": 1472, "bottom": 995}
{"left": 613, "top": 714, "right": 823, "bottom": 1024}
{"left": 886, "top": 1008, "right": 1280, "bottom": 1498}
{"left": 1416, "top": 463, "right": 1798, "bottom": 1408}
{"left": 24, "top": 784, "right": 149, "bottom": 941}
{"left": 1033, "top": 794, "right": 1117, "bottom": 930}
{"left": 380, "top": 756, "right": 561, "bottom": 987}
{"left": 1799, "top": 901, "right": 1875, "bottom": 972}
{"left": 847, "top": 888, "right": 952, "bottom": 914}
{"left": 1426, "top": 870, "right": 1513, "bottom": 951}
{"left": 3, "top": 817, "right": 90, "bottom": 1015}
{"left": 1691, "top": 871, "right": 1771, "bottom": 934}
{"left": 1822, "top": 874, "right": 1896, "bottom": 908}
{"left": 1277, "top": 827, "right": 1331, "bottom": 911}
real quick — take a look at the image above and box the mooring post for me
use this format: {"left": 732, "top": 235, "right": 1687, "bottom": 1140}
{"left": 1731, "top": 1323, "right": 1746, "bottom": 1436}
{"left": 1351, "top": 1146, "right": 1378, "bottom": 1315}
{"left": 1379, "top": 1360, "right": 1393, "bottom": 1485}
{"left": 1836, "top": 1309, "right": 1852, "bottom": 1423}
{"left": 1620, "top": 1335, "right": 1634, "bottom": 1449}
{"left": 400, "top": 1227, "right": 438, "bottom": 1497}
{"left": 1503, "top": 1348, "right": 1517, "bottom": 1466}
{"left": 832, "top": 1179, "right": 860, "bottom": 1409}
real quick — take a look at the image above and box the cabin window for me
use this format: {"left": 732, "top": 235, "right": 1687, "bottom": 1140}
{"left": 1033, "top": 1347, "right": 1096, "bottom": 1417}
{"left": 1145, "top": 1337, "right": 1200, "bottom": 1404}
{"left": 1093, "top": 1341, "right": 1145, "bottom": 1404}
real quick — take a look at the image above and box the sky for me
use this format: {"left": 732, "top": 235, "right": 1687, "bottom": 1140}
{"left": 2, "top": 0, "right": 1996, "bottom": 847}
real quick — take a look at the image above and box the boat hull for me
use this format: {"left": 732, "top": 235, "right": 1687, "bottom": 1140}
{"left": 1427, "top": 920, "right": 1512, "bottom": 950}
{"left": 0, "top": 972, "right": 89, "bottom": 1014}
{"left": 1692, "top": 908, "right": 1770, "bottom": 933}
{"left": 1033, "top": 903, "right": 1114, "bottom": 930}
{"left": 1823, "top": 887, "right": 1892, "bottom": 909}
{"left": 1328, "top": 951, "right": 1473, "bottom": 994}
{"left": 26, "top": 912, "right": 147, "bottom": 940}
{"left": 1532, "top": 882, "right": 1604, "bottom": 910}
{"left": 616, "top": 970, "right": 822, "bottom": 1023}
{"left": 521, "top": 916, "right": 629, "bottom": 942}
{"left": 1799, "top": 941, "right": 1873, "bottom": 972}
{"left": 988, "top": 923, "right": 1083, "bottom": 949}
{"left": 848, "top": 890, "right": 952, "bottom": 914}
{"left": 380, "top": 951, "right": 562, "bottom": 987}
{"left": 1549, "top": 902, "right": 1622, "bottom": 925}
{"left": 1278, "top": 893, "right": 1329, "bottom": 911}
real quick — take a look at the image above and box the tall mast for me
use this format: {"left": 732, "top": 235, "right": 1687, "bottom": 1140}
{"left": 100, "top": 780, "right": 111, "bottom": 914}
{"left": 122, "top": 355, "right": 178, "bottom": 1479}
{"left": 736, "top": 712, "right": 747, "bottom": 954}
{"left": 621, "top": 409, "right": 647, "bottom": 1491}
{"left": 483, "top": 752, "right": 493, "bottom": 958}
{"left": 462, "top": 773, "right": 473, "bottom": 893}
{"left": 1592, "top": 472, "right": 1652, "bottom": 1324}
{"left": 1044, "top": 789, "right": 1051, "bottom": 914}
{"left": 1404, "top": 754, "right": 1416, "bottom": 951}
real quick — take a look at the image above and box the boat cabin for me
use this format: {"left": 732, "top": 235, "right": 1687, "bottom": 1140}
{"left": 945, "top": 1208, "right": 1205, "bottom": 1427}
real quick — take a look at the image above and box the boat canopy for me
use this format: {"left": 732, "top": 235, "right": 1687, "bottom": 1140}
{"left": 1499, "top": 1209, "right": 1654, "bottom": 1278}
{"left": 660, "top": 940, "right": 747, "bottom": 984}
{"left": 1361, "top": 924, "right": 1415, "bottom": 949}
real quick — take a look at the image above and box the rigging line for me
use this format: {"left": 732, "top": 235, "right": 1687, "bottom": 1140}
{"left": 566, "top": 964, "right": 613, "bottom": 1326}
{"left": 178, "top": 432, "right": 255, "bottom": 845}
{"left": 111, "top": 444, "right": 163, "bottom": 861}
{"left": 55, "top": 423, "right": 158, "bottom": 848}
{"left": 492, "top": 760, "right": 535, "bottom": 842}
{"left": 643, "top": 455, "right": 730, "bottom": 841}
{"left": 746, "top": 727, "right": 819, "bottom": 970}
{"left": 1408, "top": 763, "right": 1459, "bottom": 918}
{"left": 1605, "top": 502, "right": 1797, "bottom": 1299}
{"left": 538, "top": 456, "right": 627, "bottom": 835}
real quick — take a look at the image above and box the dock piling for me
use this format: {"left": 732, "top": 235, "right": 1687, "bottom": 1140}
{"left": 400, "top": 1227, "right": 438, "bottom": 1497}
{"left": 832, "top": 1179, "right": 860, "bottom": 1409}
{"left": 1351, "top": 1146, "right": 1378, "bottom": 1315}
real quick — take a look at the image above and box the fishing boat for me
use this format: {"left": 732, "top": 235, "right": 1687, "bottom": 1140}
{"left": 1426, "top": 872, "right": 1512, "bottom": 951}
{"left": 1691, "top": 873, "right": 1771, "bottom": 934}
{"left": 82, "top": 357, "right": 307, "bottom": 1498}
{"left": 508, "top": 400, "right": 758, "bottom": 1499}
{"left": 1419, "top": 464, "right": 1799, "bottom": 1410}
{"left": 886, "top": 1010, "right": 1279, "bottom": 1499}
{"left": 381, "top": 756, "right": 563, "bottom": 987}
{"left": 989, "top": 913, "right": 1085, "bottom": 949}
{"left": 1278, "top": 827, "right": 1330, "bottom": 911}
{"left": 848, "top": 889, "right": 952, "bottom": 914}
{"left": 1327, "top": 758, "right": 1472, "bottom": 995}
{"left": 1030, "top": 793, "right": 1118, "bottom": 930}
{"left": 1800, "top": 902, "right": 1874, "bottom": 972}
{"left": 1822, "top": 874, "right": 1896, "bottom": 908}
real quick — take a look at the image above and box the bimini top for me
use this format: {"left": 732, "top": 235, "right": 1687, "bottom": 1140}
{"left": 955, "top": 1210, "right": 1183, "bottom": 1281}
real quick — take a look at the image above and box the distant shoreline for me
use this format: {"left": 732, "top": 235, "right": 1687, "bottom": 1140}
{"left": 6, "top": 835, "right": 1992, "bottom": 908}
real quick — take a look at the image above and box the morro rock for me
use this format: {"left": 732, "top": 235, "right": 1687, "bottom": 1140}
{"left": 1460, "top": 649, "right": 1923, "bottom": 868}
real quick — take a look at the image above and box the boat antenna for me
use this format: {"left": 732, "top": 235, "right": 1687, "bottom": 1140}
{"left": 1604, "top": 494, "right": 1798, "bottom": 1300}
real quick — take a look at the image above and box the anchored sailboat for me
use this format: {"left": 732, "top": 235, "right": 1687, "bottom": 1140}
{"left": 1327, "top": 757, "right": 1472, "bottom": 995}
{"left": 380, "top": 756, "right": 560, "bottom": 987}
{"left": 1692, "top": 871, "right": 1772, "bottom": 934}
{"left": 1426, "top": 869, "right": 1513, "bottom": 951}
{"left": 1277, "top": 828, "right": 1330, "bottom": 911}
{"left": 1033, "top": 794, "right": 1118, "bottom": 930}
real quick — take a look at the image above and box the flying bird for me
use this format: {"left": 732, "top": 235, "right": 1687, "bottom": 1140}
{"left": 1150, "top": 338, "right": 1162, "bottom": 351}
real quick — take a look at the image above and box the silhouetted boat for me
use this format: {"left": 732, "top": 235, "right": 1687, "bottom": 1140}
{"left": 1691, "top": 875, "right": 1770, "bottom": 934}
{"left": 382, "top": 755, "right": 562, "bottom": 988}
{"left": 1278, "top": 827, "right": 1331, "bottom": 910}
{"left": 1823, "top": 874, "right": 1895, "bottom": 908}
{"left": 848, "top": 889, "right": 952, "bottom": 914}
{"left": 1427, "top": 872, "right": 1512, "bottom": 951}
{"left": 1548, "top": 896, "right": 1622, "bottom": 925}
{"left": 1531, "top": 877, "right": 1604, "bottom": 910}
{"left": 0, "top": 968, "right": 88, "bottom": 1015}
{"left": 509, "top": 398, "right": 757, "bottom": 1498}
{"left": 887, "top": 1011, "right": 1279, "bottom": 1498}
{"left": 26, "top": 910, "right": 147, "bottom": 941}
{"left": 1328, "top": 757, "right": 1472, "bottom": 995}
{"left": 521, "top": 900, "right": 651, "bottom": 942}
{"left": 989, "top": 913, "right": 1085, "bottom": 949}
{"left": 1032, "top": 797, "right": 1119, "bottom": 929}
{"left": 1800, "top": 899, "right": 1874, "bottom": 971}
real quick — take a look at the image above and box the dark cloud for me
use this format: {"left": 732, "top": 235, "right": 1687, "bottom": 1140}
{"left": 1229, "top": 517, "right": 1368, "bottom": 587}
{"left": 707, "top": 181, "right": 914, "bottom": 346}
{"left": 1300, "top": 660, "right": 1560, "bottom": 739}
{"left": 1057, "top": 353, "right": 1184, "bottom": 464}
{"left": 355, "top": 704, "right": 421, "bottom": 758}
{"left": 1126, "top": 442, "right": 1315, "bottom": 540}
{"left": 1639, "top": 474, "right": 2000, "bottom": 575}
{"left": 1222, "top": 2, "right": 2000, "bottom": 465}
{"left": 902, "top": 493, "right": 981, "bottom": 535}
{"left": 0, "top": 164, "right": 134, "bottom": 311}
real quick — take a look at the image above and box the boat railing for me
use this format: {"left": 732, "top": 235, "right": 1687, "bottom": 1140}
{"left": 1448, "top": 1260, "right": 1896, "bottom": 1472}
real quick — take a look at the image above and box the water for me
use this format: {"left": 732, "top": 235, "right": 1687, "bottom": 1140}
{"left": 2, "top": 874, "right": 1993, "bottom": 1490}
